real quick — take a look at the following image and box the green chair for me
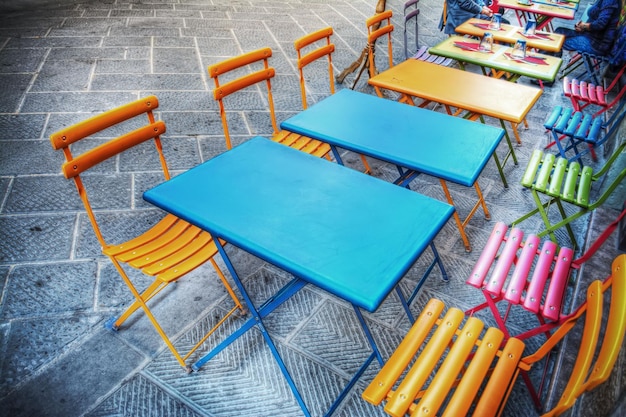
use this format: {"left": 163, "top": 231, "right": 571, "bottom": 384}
{"left": 511, "top": 141, "right": 625, "bottom": 248}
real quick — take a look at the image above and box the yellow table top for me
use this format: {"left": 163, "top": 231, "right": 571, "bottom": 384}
{"left": 455, "top": 18, "right": 565, "bottom": 53}
{"left": 497, "top": 0, "right": 576, "bottom": 19}
{"left": 368, "top": 59, "right": 543, "bottom": 123}
{"left": 428, "top": 36, "right": 563, "bottom": 82}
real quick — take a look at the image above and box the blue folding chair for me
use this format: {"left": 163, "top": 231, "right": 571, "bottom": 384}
{"left": 543, "top": 98, "right": 626, "bottom": 164}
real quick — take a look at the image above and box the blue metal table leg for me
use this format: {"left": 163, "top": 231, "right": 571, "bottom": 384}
{"left": 192, "top": 237, "right": 312, "bottom": 417}
{"left": 330, "top": 145, "right": 344, "bottom": 165}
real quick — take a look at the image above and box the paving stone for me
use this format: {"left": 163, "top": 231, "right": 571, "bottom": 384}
{"left": 196, "top": 37, "right": 239, "bottom": 56}
{"left": 85, "top": 373, "right": 205, "bottom": 417}
{"left": 1, "top": 262, "right": 97, "bottom": 319}
{"left": 0, "top": 48, "right": 47, "bottom": 73}
{"left": 21, "top": 91, "right": 138, "bottom": 113}
{"left": 0, "top": 74, "right": 32, "bottom": 113}
{"left": 0, "top": 314, "right": 103, "bottom": 393}
{"left": 101, "top": 36, "right": 152, "bottom": 47}
{"left": 159, "top": 110, "right": 221, "bottom": 138}
{"left": 95, "top": 59, "right": 151, "bottom": 74}
{"left": 109, "top": 27, "right": 181, "bottom": 37}
{"left": 31, "top": 59, "right": 94, "bottom": 92}
{"left": 4, "top": 176, "right": 83, "bottom": 213}
{"left": 0, "top": 329, "right": 146, "bottom": 417}
{"left": 92, "top": 73, "right": 203, "bottom": 90}
{"left": 153, "top": 47, "right": 201, "bottom": 73}
{"left": 0, "top": 215, "right": 75, "bottom": 263}
{"left": 0, "top": 114, "right": 46, "bottom": 140}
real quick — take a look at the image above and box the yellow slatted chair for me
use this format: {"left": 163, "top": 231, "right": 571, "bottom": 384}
{"left": 208, "top": 47, "right": 331, "bottom": 160}
{"left": 363, "top": 253, "right": 626, "bottom": 417}
{"left": 49, "top": 96, "right": 244, "bottom": 371}
{"left": 294, "top": 26, "right": 371, "bottom": 173}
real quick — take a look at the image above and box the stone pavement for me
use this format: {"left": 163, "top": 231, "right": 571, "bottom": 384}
{"left": 0, "top": 0, "right": 624, "bottom": 416}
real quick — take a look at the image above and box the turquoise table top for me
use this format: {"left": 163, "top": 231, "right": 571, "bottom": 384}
{"left": 144, "top": 137, "right": 454, "bottom": 312}
{"left": 281, "top": 89, "right": 504, "bottom": 187}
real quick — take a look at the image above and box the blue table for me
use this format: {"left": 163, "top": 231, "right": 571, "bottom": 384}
{"left": 144, "top": 137, "right": 454, "bottom": 417}
{"left": 281, "top": 88, "right": 505, "bottom": 252}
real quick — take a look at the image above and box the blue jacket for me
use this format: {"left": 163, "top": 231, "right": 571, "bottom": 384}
{"left": 586, "top": 0, "right": 621, "bottom": 54}
{"left": 441, "top": 0, "right": 486, "bottom": 35}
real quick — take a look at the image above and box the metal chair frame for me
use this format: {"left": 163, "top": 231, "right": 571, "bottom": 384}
{"left": 49, "top": 96, "right": 245, "bottom": 371}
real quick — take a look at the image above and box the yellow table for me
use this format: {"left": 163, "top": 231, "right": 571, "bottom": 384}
{"left": 455, "top": 18, "right": 565, "bottom": 53}
{"left": 497, "top": 0, "right": 576, "bottom": 31}
{"left": 428, "top": 36, "right": 563, "bottom": 83}
{"left": 368, "top": 59, "right": 543, "bottom": 183}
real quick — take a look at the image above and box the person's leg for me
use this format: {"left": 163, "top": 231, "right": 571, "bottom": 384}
{"left": 561, "top": 35, "right": 597, "bottom": 55}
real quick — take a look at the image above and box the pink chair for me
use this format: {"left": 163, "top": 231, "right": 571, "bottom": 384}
{"left": 465, "top": 210, "right": 625, "bottom": 341}
{"left": 562, "top": 63, "right": 626, "bottom": 117}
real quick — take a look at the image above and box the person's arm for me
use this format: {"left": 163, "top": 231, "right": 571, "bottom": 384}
{"left": 456, "top": 0, "right": 487, "bottom": 15}
{"left": 583, "top": 0, "right": 620, "bottom": 31}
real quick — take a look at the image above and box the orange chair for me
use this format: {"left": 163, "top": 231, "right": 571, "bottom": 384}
{"left": 365, "top": 11, "right": 412, "bottom": 105}
{"left": 208, "top": 47, "right": 330, "bottom": 158}
{"left": 363, "top": 254, "right": 626, "bottom": 417}
{"left": 49, "top": 96, "right": 244, "bottom": 371}
{"left": 369, "top": 9, "right": 452, "bottom": 113}
{"left": 293, "top": 27, "right": 371, "bottom": 173}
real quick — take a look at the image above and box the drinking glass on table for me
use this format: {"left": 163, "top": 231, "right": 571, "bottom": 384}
{"left": 489, "top": 13, "right": 502, "bottom": 30}
{"left": 512, "top": 39, "right": 527, "bottom": 58}
{"left": 479, "top": 32, "right": 494, "bottom": 52}
{"left": 524, "top": 19, "right": 536, "bottom": 35}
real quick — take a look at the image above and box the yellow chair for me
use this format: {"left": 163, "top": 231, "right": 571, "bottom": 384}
{"left": 293, "top": 27, "right": 371, "bottom": 173}
{"left": 49, "top": 96, "right": 244, "bottom": 371}
{"left": 363, "top": 254, "right": 626, "bottom": 417}
{"left": 208, "top": 47, "right": 331, "bottom": 159}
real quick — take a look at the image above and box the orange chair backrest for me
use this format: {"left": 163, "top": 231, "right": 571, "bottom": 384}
{"left": 366, "top": 10, "right": 395, "bottom": 78}
{"left": 49, "top": 96, "right": 167, "bottom": 246}
{"left": 207, "top": 47, "right": 278, "bottom": 150}
{"left": 294, "top": 27, "right": 335, "bottom": 110}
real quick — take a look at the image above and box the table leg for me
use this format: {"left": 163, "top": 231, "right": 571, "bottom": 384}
{"left": 510, "top": 122, "right": 523, "bottom": 145}
{"left": 192, "top": 238, "right": 313, "bottom": 417}
{"left": 498, "top": 119, "right": 519, "bottom": 164}
{"left": 325, "top": 241, "right": 446, "bottom": 416}
{"left": 476, "top": 116, "right": 517, "bottom": 188}
{"left": 535, "top": 15, "right": 553, "bottom": 31}
{"left": 439, "top": 178, "right": 492, "bottom": 252}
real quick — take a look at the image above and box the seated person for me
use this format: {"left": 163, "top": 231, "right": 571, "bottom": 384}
{"left": 440, "top": 0, "right": 506, "bottom": 35}
{"left": 555, "top": 0, "right": 621, "bottom": 57}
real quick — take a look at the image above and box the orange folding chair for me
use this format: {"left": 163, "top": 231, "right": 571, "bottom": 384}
{"left": 293, "top": 27, "right": 371, "bottom": 174}
{"left": 49, "top": 96, "right": 244, "bottom": 371}
{"left": 208, "top": 47, "right": 331, "bottom": 159}
{"left": 364, "top": 11, "right": 412, "bottom": 105}
{"left": 363, "top": 254, "right": 626, "bottom": 416}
